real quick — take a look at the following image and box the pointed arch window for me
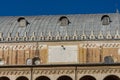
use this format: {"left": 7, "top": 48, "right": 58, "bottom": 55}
{"left": 101, "top": 15, "right": 111, "bottom": 25}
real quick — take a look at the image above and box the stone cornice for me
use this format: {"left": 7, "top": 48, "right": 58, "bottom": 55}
{"left": 0, "top": 31, "right": 120, "bottom": 42}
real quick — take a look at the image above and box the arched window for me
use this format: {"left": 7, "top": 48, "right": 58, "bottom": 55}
{"left": 16, "top": 76, "right": 29, "bottom": 80}
{"left": 101, "top": 15, "right": 111, "bottom": 25}
{"left": 80, "top": 75, "right": 96, "bottom": 80}
{"left": 36, "top": 76, "right": 50, "bottom": 80}
{"left": 57, "top": 75, "right": 73, "bottom": 80}
{"left": 0, "top": 76, "right": 10, "bottom": 80}
{"left": 59, "top": 16, "right": 70, "bottom": 26}
{"left": 104, "top": 75, "right": 120, "bottom": 80}
{"left": 17, "top": 17, "right": 29, "bottom": 27}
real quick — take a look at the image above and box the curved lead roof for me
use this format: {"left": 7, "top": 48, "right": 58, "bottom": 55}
{"left": 0, "top": 13, "right": 120, "bottom": 42}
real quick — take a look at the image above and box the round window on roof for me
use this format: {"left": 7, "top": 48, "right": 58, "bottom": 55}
{"left": 101, "top": 15, "right": 111, "bottom": 25}
{"left": 17, "top": 17, "right": 29, "bottom": 27}
{"left": 59, "top": 16, "right": 70, "bottom": 26}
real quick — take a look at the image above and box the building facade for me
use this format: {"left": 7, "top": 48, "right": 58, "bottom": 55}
{"left": 0, "top": 12, "right": 120, "bottom": 80}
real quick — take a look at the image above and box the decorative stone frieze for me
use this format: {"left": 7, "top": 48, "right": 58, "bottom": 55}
{"left": 81, "top": 43, "right": 120, "bottom": 48}
{"left": 77, "top": 68, "right": 120, "bottom": 74}
{"left": 14, "top": 32, "right": 20, "bottom": 41}
{"left": 33, "top": 69, "right": 75, "bottom": 75}
{"left": 81, "top": 44, "right": 97, "bottom": 48}
{"left": 106, "top": 31, "right": 112, "bottom": 39}
{"left": 114, "top": 30, "right": 120, "bottom": 39}
{"left": 0, "top": 69, "right": 30, "bottom": 75}
{"left": 47, "top": 31, "right": 53, "bottom": 40}
{"left": 23, "top": 32, "right": 29, "bottom": 41}
{"left": 0, "top": 30, "right": 119, "bottom": 42}
{"left": 64, "top": 32, "right": 70, "bottom": 40}
{"left": 89, "top": 31, "right": 96, "bottom": 40}
{"left": 98, "top": 31, "right": 104, "bottom": 39}
{"left": 30, "top": 32, "right": 36, "bottom": 41}
{"left": 81, "top": 31, "right": 87, "bottom": 40}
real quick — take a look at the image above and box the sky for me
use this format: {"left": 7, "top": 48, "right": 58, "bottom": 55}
{"left": 0, "top": 0, "right": 120, "bottom": 16}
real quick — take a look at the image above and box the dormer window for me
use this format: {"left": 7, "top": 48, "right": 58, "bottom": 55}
{"left": 59, "top": 16, "right": 70, "bottom": 26}
{"left": 101, "top": 15, "right": 111, "bottom": 25}
{"left": 17, "top": 17, "right": 29, "bottom": 27}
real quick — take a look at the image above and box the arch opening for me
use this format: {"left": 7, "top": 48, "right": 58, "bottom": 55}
{"left": 36, "top": 76, "right": 50, "bottom": 80}
{"left": 80, "top": 75, "right": 96, "bottom": 80}
{"left": 57, "top": 75, "right": 72, "bottom": 80}
{"left": 0, "top": 76, "right": 10, "bottom": 80}
{"left": 16, "top": 76, "right": 29, "bottom": 80}
{"left": 104, "top": 75, "right": 120, "bottom": 80}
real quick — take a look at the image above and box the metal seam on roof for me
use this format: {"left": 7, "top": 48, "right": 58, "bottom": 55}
{"left": 2, "top": 17, "right": 13, "bottom": 37}
{"left": 33, "top": 17, "right": 40, "bottom": 36}
{"left": 27, "top": 16, "right": 37, "bottom": 36}
{"left": 37, "top": 16, "right": 47, "bottom": 36}
{"left": 36, "top": 17, "right": 45, "bottom": 36}
{"left": 46, "top": 16, "right": 55, "bottom": 36}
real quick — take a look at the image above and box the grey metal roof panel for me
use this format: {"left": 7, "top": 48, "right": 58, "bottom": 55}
{"left": 0, "top": 13, "right": 119, "bottom": 41}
